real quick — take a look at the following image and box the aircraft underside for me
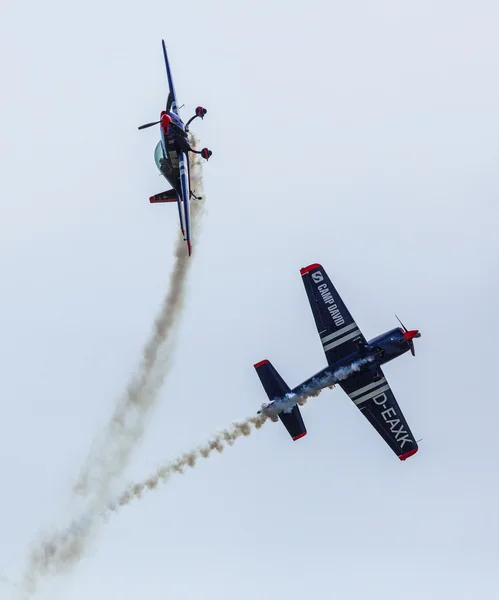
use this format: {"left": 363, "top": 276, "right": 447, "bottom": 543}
{"left": 254, "top": 262, "right": 421, "bottom": 461}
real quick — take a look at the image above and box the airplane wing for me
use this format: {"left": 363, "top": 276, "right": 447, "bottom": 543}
{"left": 162, "top": 40, "right": 179, "bottom": 115}
{"left": 178, "top": 151, "right": 192, "bottom": 255}
{"left": 339, "top": 366, "right": 419, "bottom": 460}
{"left": 300, "top": 263, "right": 367, "bottom": 365}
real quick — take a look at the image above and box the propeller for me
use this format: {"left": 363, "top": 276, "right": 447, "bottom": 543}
{"left": 138, "top": 121, "right": 160, "bottom": 130}
{"left": 395, "top": 314, "right": 421, "bottom": 357}
{"left": 138, "top": 113, "right": 172, "bottom": 132}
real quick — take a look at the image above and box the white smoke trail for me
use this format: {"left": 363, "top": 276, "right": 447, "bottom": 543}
{"left": 17, "top": 359, "right": 373, "bottom": 586}
{"left": 261, "top": 356, "right": 375, "bottom": 418}
{"left": 18, "top": 353, "right": 372, "bottom": 596}
{"left": 17, "top": 139, "right": 207, "bottom": 599}
{"left": 19, "top": 414, "right": 269, "bottom": 589}
{"left": 73, "top": 138, "right": 205, "bottom": 502}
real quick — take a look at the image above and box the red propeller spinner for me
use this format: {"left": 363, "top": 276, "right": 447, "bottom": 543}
{"left": 403, "top": 330, "right": 421, "bottom": 342}
{"left": 396, "top": 315, "right": 421, "bottom": 357}
{"left": 160, "top": 113, "right": 172, "bottom": 132}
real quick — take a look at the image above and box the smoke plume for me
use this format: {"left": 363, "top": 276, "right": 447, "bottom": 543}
{"left": 74, "top": 138, "right": 205, "bottom": 502}
{"left": 106, "top": 414, "right": 268, "bottom": 511}
{"left": 20, "top": 355, "right": 371, "bottom": 587}
{"left": 18, "top": 413, "right": 268, "bottom": 594}
{"left": 18, "top": 138, "right": 206, "bottom": 599}
{"left": 17, "top": 310, "right": 373, "bottom": 598}
{"left": 260, "top": 356, "right": 374, "bottom": 418}
{"left": 19, "top": 355, "right": 376, "bottom": 596}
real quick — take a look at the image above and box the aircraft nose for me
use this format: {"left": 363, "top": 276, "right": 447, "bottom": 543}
{"left": 403, "top": 330, "right": 420, "bottom": 341}
{"left": 161, "top": 113, "right": 172, "bottom": 130}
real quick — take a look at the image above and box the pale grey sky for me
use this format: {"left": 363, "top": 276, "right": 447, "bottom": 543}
{"left": 1, "top": 0, "right": 498, "bottom": 598}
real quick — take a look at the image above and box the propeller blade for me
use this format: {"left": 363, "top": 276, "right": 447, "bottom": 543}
{"left": 138, "top": 121, "right": 160, "bottom": 130}
{"left": 396, "top": 314, "right": 421, "bottom": 356}
{"left": 395, "top": 314, "right": 408, "bottom": 332}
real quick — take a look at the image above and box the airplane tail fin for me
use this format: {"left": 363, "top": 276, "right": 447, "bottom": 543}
{"left": 149, "top": 189, "right": 178, "bottom": 203}
{"left": 253, "top": 360, "right": 307, "bottom": 441}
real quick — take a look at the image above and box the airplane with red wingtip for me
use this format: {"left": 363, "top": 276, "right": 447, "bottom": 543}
{"left": 138, "top": 40, "right": 212, "bottom": 256}
{"left": 254, "top": 263, "right": 421, "bottom": 461}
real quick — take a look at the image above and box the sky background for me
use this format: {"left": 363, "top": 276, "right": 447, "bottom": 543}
{"left": 1, "top": 0, "right": 499, "bottom": 598}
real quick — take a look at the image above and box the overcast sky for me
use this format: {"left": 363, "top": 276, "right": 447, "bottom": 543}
{"left": 1, "top": 0, "right": 498, "bottom": 598}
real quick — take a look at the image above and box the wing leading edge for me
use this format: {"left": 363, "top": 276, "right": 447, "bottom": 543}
{"left": 162, "top": 40, "right": 179, "bottom": 115}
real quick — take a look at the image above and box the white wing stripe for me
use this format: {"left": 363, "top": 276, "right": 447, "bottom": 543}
{"left": 353, "top": 384, "right": 391, "bottom": 406}
{"left": 321, "top": 322, "right": 358, "bottom": 345}
{"left": 349, "top": 377, "right": 387, "bottom": 399}
{"left": 323, "top": 329, "right": 361, "bottom": 351}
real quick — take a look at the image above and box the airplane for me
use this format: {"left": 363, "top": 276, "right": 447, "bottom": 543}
{"left": 138, "top": 40, "right": 212, "bottom": 256}
{"left": 254, "top": 262, "right": 421, "bottom": 461}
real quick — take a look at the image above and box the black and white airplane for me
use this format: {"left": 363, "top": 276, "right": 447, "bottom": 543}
{"left": 254, "top": 263, "right": 421, "bottom": 461}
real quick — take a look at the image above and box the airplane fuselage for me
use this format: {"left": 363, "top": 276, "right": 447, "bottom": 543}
{"left": 155, "top": 111, "right": 190, "bottom": 192}
{"left": 292, "top": 327, "right": 411, "bottom": 395}
{"left": 255, "top": 262, "right": 420, "bottom": 459}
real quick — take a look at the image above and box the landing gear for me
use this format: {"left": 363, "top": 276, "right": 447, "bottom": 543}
{"left": 185, "top": 106, "right": 208, "bottom": 132}
{"left": 187, "top": 146, "right": 213, "bottom": 160}
{"left": 183, "top": 106, "right": 212, "bottom": 160}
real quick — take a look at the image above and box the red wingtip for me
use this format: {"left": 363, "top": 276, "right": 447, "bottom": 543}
{"left": 187, "top": 240, "right": 192, "bottom": 256}
{"left": 300, "top": 263, "right": 321, "bottom": 275}
{"left": 293, "top": 431, "right": 307, "bottom": 441}
{"left": 149, "top": 196, "right": 155, "bottom": 203}
{"left": 399, "top": 447, "right": 418, "bottom": 461}
{"left": 253, "top": 359, "right": 269, "bottom": 369}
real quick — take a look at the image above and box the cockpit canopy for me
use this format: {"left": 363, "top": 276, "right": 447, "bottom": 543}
{"left": 154, "top": 141, "right": 166, "bottom": 171}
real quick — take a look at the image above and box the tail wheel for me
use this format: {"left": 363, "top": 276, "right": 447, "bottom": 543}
{"left": 201, "top": 147, "right": 212, "bottom": 160}
{"left": 196, "top": 106, "right": 207, "bottom": 118}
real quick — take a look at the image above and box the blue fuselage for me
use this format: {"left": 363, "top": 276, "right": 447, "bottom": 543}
{"left": 292, "top": 327, "right": 411, "bottom": 395}
{"left": 155, "top": 111, "right": 190, "bottom": 191}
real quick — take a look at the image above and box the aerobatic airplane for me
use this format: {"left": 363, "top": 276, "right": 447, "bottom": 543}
{"left": 138, "top": 40, "right": 212, "bottom": 256}
{"left": 254, "top": 263, "right": 421, "bottom": 461}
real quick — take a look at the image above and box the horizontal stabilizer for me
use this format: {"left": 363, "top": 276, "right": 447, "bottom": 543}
{"left": 254, "top": 360, "right": 307, "bottom": 441}
{"left": 149, "top": 189, "right": 178, "bottom": 203}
